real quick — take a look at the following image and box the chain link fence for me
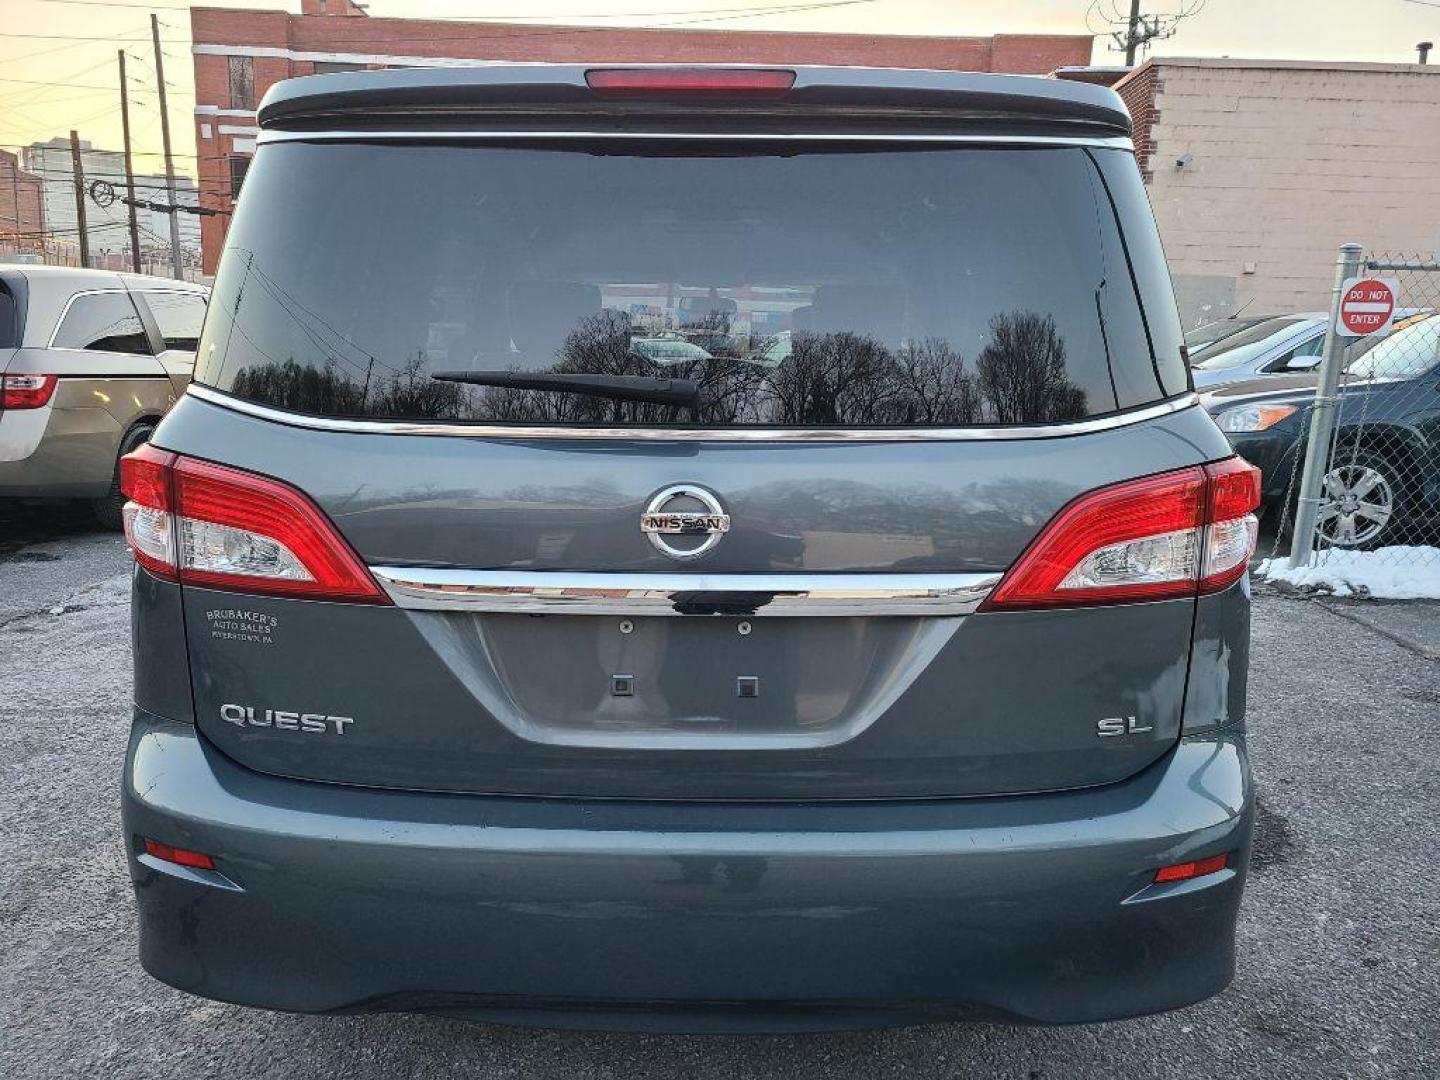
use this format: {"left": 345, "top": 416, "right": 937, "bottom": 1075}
{"left": 1263, "top": 247, "right": 1440, "bottom": 594}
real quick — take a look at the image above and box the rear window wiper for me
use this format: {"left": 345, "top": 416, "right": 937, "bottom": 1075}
{"left": 429, "top": 370, "right": 699, "bottom": 409}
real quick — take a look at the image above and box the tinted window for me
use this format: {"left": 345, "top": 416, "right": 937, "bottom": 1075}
{"left": 1190, "top": 317, "right": 1311, "bottom": 370}
{"left": 142, "top": 291, "right": 207, "bottom": 351}
{"left": 0, "top": 288, "right": 17, "bottom": 349}
{"left": 1090, "top": 149, "right": 1189, "bottom": 397}
{"left": 51, "top": 292, "right": 150, "bottom": 354}
{"left": 198, "top": 141, "right": 1180, "bottom": 427}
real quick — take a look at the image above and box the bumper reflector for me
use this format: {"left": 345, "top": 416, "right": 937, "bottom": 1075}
{"left": 1153, "top": 853, "right": 1228, "bottom": 884}
{"left": 142, "top": 837, "right": 217, "bottom": 871}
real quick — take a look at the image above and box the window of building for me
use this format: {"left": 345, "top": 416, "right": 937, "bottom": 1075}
{"left": 228, "top": 56, "right": 255, "bottom": 111}
{"left": 312, "top": 61, "right": 365, "bottom": 75}
{"left": 229, "top": 156, "right": 250, "bottom": 199}
{"left": 51, "top": 292, "right": 151, "bottom": 354}
{"left": 141, "top": 291, "right": 208, "bottom": 352}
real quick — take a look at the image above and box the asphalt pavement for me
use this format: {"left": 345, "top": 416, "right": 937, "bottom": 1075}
{"left": 0, "top": 503, "right": 1436, "bottom": 1080}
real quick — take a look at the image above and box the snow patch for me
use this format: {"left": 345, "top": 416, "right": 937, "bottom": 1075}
{"left": 1256, "top": 547, "right": 1440, "bottom": 600}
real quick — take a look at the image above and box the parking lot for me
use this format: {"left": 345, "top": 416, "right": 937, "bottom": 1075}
{"left": 1, "top": 504, "right": 1437, "bottom": 1080}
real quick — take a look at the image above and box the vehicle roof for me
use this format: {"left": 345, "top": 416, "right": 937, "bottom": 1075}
{"left": 0, "top": 264, "right": 208, "bottom": 349}
{"left": 0, "top": 262, "right": 208, "bottom": 294}
{"left": 256, "top": 64, "right": 1132, "bottom": 139}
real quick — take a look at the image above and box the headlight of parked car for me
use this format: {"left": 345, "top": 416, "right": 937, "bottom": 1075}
{"left": 1214, "top": 403, "right": 1299, "bottom": 433}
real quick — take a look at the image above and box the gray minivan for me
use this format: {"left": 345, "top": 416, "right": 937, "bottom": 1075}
{"left": 120, "top": 66, "right": 1258, "bottom": 1031}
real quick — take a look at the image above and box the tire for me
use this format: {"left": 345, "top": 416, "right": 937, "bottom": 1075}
{"left": 92, "top": 423, "right": 154, "bottom": 530}
{"left": 1313, "top": 447, "right": 1407, "bottom": 551}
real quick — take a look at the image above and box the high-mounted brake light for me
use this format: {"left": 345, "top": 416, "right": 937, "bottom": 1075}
{"left": 2, "top": 373, "right": 58, "bottom": 410}
{"left": 585, "top": 68, "right": 796, "bottom": 98}
{"left": 119, "top": 446, "right": 387, "bottom": 604}
{"left": 982, "top": 456, "right": 1261, "bottom": 611}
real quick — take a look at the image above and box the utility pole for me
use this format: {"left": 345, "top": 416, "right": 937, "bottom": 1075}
{"left": 1103, "top": 1, "right": 1200, "bottom": 65}
{"left": 118, "top": 49, "right": 142, "bottom": 274}
{"left": 152, "top": 14, "right": 184, "bottom": 280}
{"left": 1288, "top": 243, "right": 1364, "bottom": 568}
{"left": 69, "top": 130, "right": 90, "bottom": 269}
{"left": 8, "top": 166, "right": 18, "bottom": 244}
{"left": 1124, "top": 0, "right": 1143, "bottom": 64}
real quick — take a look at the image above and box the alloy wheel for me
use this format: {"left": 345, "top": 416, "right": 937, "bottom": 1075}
{"left": 1315, "top": 463, "right": 1395, "bottom": 548}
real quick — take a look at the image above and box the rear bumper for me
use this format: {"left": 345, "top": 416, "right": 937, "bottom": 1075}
{"left": 122, "top": 710, "right": 1253, "bottom": 1031}
{"left": 0, "top": 404, "right": 120, "bottom": 497}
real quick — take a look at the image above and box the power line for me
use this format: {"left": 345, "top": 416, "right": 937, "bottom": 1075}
{"left": 28, "top": 0, "right": 864, "bottom": 15}
{"left": 0, "top": 28, "right": 149, "bottom": 64}
{"left": 0, "top": 32, "right": 190, "bottom": 42}
{"left": 0, "top": 76, "right": 120, "bottom": 91}
{"left": 212, "top": 1, "right": 886, "bottom": 45}
{"left": 3, "top": 0, "right": 880, "bottom": 45}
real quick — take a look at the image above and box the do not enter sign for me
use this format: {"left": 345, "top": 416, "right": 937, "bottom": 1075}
{"left": 1337, "top": 276, "right": 1399, "bottom": 337}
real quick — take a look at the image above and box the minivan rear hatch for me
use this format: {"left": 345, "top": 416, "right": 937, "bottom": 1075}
{"left": 160, "top": 66, "right": 1218, "bottom": 801}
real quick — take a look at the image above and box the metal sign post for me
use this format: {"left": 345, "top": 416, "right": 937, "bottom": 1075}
{"left": 1288, "top": 242, "right": 1365, "bottom": 568}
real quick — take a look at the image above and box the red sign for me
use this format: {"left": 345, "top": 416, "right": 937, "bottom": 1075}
{"left": 1337, "top": 277, "right": 1398, "bottom": 337}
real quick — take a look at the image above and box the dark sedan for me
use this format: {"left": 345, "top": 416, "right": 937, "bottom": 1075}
{"left": 1204, "top": 315, "right": 1440, "bottom": 548}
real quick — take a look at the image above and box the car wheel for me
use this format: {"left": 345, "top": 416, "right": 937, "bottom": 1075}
{"left": 1313, "top": 449, "right": 1405, "bottom": 551}
{"left": 92, "top": 423, "right": 154, "bottom": 530}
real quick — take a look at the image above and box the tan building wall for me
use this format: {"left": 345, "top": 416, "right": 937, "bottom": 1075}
{"left": 1115, "top": 58, "right": 1440, "bottom": 327}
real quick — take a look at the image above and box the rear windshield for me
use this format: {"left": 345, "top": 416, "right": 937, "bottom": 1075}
{"left": 1346, "top": 317, "right": 1440, "bottom": 381}
{"left": 1184, "top": 317, "right": 1265, "bottom": 353}
{"left": 196, "top": 141, "right": 1187, "bottom": 427}
{"left": 1189, "top": 317, "right": 1311, "bottom": 370}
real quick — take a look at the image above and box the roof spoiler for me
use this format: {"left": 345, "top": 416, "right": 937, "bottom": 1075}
{"left": 256, "top": 64, "right": 1132, "bottom": 139}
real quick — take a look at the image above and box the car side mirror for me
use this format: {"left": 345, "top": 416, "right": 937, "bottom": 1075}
{"left": 1286, "top": 354, "right": 1322, "bottom": 371}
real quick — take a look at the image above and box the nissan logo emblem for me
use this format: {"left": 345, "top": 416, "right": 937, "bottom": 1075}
{"left": 640, "top": 484, "right": 730, "bottom": 561}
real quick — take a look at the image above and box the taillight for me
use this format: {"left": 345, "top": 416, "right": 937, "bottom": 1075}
{"left": 1200, "top": 456, "right": 1262, "bottom": 591}
{"left": 119, "top": 444, "right": 178, "bottom": 580}
{"left": 982, "top": 456, "right": 1260, "bottom": 611}
{"left": 585, "top": 68, "right": 796, "bottom": 98}
{"left": 119, "top": 446, "right": 388, "bottom": 604}
{"left": 2, "top": 373, "right": 58, "bottom": 409}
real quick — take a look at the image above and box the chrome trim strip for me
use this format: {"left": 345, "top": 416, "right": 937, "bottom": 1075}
{"left": 256, "top": 129, "right": 1135, "bottom": 150}
{"left": 186, "top": 383, "right": 1200, "bottom": 443}
{"left": 371, "top": 567, "right": 1001, "bottom": 617}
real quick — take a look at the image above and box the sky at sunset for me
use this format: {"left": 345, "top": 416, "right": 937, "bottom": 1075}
{"left": 4, "top": 0, "right": 1438, "bottom": 183}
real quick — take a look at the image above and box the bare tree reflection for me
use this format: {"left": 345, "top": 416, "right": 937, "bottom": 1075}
{"left": 975, "top": 312, "right": 1088, "bottom": 423}
{"left": 227, "top": 307, "right": 1090, "bottom": 426}
{"left": 231, "top": 358, "right": 365, "bottom": 416}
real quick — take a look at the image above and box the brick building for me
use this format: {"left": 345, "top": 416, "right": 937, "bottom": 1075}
{"left": 191, "top": 1, "right": 1093, "bottom": 273}
{"left": 1115, "top": 57, "right": 1440, "bottom": 326}
{"left": 0, "top": 150, "right": 46, "bottom": 257}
